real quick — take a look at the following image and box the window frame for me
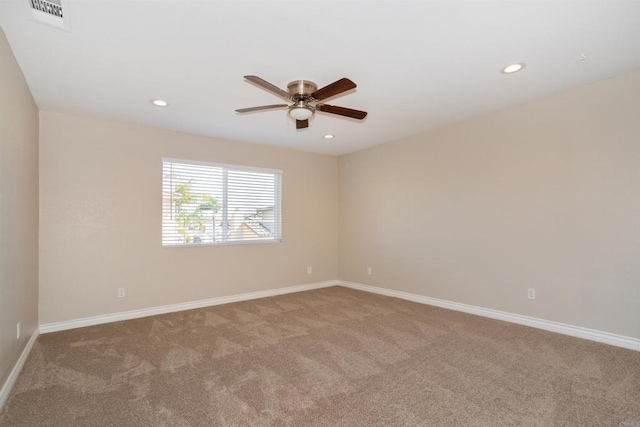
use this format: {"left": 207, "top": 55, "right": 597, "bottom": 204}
{"left": 161, "top": 157, "right": 283, "bottom": 247}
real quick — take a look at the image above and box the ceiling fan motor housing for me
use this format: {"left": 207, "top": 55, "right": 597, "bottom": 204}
{"left": 287, "top": 80, "right": 317, "bottom": 120}
{"left": 287, "top": 80, "right": 318, "bottom": 98}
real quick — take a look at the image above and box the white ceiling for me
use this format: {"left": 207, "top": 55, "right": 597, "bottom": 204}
{"left": 1, "top": 1, "right": 639, "bottom": 155}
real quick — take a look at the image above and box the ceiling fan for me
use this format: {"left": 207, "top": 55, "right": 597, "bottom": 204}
{"left": 236, "top": 76, "right": 367, "bottom": 129}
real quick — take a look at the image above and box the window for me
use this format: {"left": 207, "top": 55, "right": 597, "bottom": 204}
{"left": 162, "top": 159, "right": 282, "bottom": 246}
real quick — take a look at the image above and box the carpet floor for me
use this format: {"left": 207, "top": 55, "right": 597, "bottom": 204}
{"left": 1, "top": 286, "right": 639, "bottom": 426}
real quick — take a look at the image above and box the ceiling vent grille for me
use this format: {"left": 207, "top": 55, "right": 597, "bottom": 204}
{"left": 30, "top": 0, "right": 63, "bottom": 18}
{"left": 25, "top": 0, "right": 70, "bottom": 31}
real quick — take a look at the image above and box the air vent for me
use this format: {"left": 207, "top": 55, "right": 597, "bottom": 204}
{"left": 30, "top": 0, "right": 63, "bottom": 17}
{"left": 25, "top": 0, "right": 70, "bottom": 31}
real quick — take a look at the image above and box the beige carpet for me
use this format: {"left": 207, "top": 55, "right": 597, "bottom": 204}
{"left": 1, "top": 286, "right": 639, "bottom": 426}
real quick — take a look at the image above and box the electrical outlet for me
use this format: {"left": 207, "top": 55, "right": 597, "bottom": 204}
{"left": 307, "top": 266, "right": 312, "bottom": 274}
{"left": 367, "top": 267, "right": 372, "bottom": 275}
{"left": 528, "top": 288, "right": 536, "bottom": 300}
{"left": 16, "top": 322, "right": 20, "bottom": 340}
{"left": 118, "top": 287, "right": 126, "bottom": 298}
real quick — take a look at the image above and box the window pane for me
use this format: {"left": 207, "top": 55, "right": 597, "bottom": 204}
{"left": 227, "top": 170, "right": 277, "bottom": 242}
{"left": 162, "top": 162, "right": 223, "bottom": 246}
{"left": 162, "top": 159, "right": 282, "bottom": 246}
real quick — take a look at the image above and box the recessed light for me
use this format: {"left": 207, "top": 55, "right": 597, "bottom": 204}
{"left": 151, "top": 99, "right": 168, "bottom": 107}
{"left": 324, "top": 134, "right": 334, "bottom": 139}
{"left": 501, "top": 63, "right": 526, "bottom": 74}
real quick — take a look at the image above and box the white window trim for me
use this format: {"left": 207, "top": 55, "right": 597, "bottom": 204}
{"left": 162, "top": 157, "right": 283, "bottom": 175}
{"left": 162, "top": 158, "right": 283, "bottom": 247}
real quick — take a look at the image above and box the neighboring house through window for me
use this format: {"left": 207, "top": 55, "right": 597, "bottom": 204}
{"left": 162, "top": 158, "right": 282, "bottom": 246}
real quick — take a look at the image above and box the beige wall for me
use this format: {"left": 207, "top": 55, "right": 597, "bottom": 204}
{"left": 339, "top": 72, "right": 640, "bottom": 339}
{"left": 39, "top": 112, "right": 338, "bottom": 324}
{"left": 0, "top": 28, "right": 39, "bottom": 388}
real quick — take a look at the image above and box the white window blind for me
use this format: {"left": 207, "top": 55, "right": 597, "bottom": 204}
{"left": 162, "top": 159, "right": 282, "bottom": 246}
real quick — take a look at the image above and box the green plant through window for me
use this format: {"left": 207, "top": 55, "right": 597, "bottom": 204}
{"left": 174, "top": 181, "right": 219, "bottom": 243}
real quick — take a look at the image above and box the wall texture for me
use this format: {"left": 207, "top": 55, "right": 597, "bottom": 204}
{"left": 339, "top": 72, "right": 640, "bottom": 339}
{"left": 0, "top": 28, "right": 39, "bottom": 389}
{"left": 39, "top": 112, "right": 338, "bottom": 324}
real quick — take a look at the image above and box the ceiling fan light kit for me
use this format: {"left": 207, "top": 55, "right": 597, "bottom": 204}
{"left": 236, "top": 75, "right": 367, "bottom": 129}
{"left": 289, "top": 107, "right": 314, "bottom": 121}
{"left": 289, "top": 99, "right": 315, "bottom": 121}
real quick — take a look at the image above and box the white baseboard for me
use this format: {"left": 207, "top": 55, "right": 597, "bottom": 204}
{"left": 39, "top": 280, "right": 339, "bottom": 334}
{"left": 37, "top": 278, "right": 640, "bottom": 351}
{"left": 338, "top": 281, "right": 640, "bottom": 352}
{"left": 0, "top": 327, "right": 40, "bottom": 411}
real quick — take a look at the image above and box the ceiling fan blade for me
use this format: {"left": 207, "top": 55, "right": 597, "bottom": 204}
{"left": 296, "top": 119, "right": 309, "bottom": 129}
{"left": 244, "top": 75, "right": 291, "bottom": 100}
{"left": 311, "top": 78, "right": 357, "bottom": 101}
{"left": 316, "top": 104, "right": 368, "bottom": 120}
{"left": 235, "top": 104, "right": 289, "bottom": 113}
